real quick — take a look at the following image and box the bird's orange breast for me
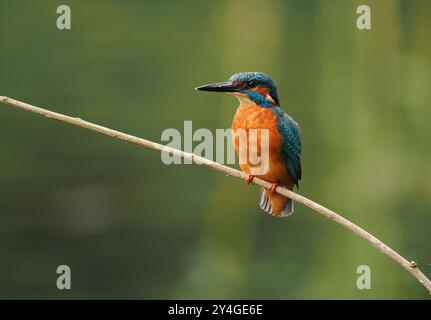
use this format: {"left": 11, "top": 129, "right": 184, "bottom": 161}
{"left": 231, "top": 102, "right": 291, "bottom": 184}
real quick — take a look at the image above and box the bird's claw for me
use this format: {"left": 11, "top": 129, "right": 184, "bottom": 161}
{"left": 246, "top": 174, "right": 255, "bottom": 184}
{"left": 270, "top": 182, "right": 278, "bottom": 193}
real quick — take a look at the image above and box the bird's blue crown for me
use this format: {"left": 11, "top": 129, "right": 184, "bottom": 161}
{"left": 229, "top": 71, "right": 280, "bottom": 106}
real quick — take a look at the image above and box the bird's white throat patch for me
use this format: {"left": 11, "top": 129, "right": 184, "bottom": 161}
{"left": 231, "top": 92, "right": 251, "bottom": 104}
{"left": 230, "top": 92, "right": 277, "bottom": 106}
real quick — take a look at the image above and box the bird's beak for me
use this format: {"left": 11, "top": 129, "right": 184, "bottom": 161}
{"left": 195, "top": 81, "right": 240, "bottom": 93}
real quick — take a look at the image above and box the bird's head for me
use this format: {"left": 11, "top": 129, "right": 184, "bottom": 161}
{"left": 196, "top": 72, "right": 280, "bottom": 107}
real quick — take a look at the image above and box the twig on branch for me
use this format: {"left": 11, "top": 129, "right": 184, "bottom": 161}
{"left": 1, "top": 95, "right": 430, "bottom": 294}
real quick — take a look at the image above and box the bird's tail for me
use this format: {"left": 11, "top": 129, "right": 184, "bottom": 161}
{"left": 259, "top": 187, "right": 293, "bottom": 217}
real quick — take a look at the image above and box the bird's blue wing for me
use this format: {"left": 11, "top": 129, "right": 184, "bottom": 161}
{"left": 273, "top": 107, "right": 302, "bottom": 186}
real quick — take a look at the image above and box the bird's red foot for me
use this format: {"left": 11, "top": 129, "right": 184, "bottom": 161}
{"left": 245, "top": 174, "right": 255, "bottom": 185}
{"left": 270, "top": 182, "right": 278, "bottom": 194}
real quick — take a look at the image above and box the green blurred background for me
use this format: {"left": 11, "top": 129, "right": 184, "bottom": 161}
{"left": 0, "top": 0, "right": 430, "bottom": 299}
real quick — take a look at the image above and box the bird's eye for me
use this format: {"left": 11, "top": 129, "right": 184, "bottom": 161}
{"left": 247, "top": 80, "right": 256, "bottom": 87}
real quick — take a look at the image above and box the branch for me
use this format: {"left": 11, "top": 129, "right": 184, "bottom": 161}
{"left": 1, "top": 95, "right": 430, "bottom": 294}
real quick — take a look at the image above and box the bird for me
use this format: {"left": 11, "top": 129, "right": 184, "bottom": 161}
{"left": 196, "top": 72, "right": 302, "bottom": 217}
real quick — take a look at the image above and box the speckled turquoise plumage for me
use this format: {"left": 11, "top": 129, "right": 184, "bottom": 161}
{"left": 273, "top": 107, "right": 302, "bottom": 186}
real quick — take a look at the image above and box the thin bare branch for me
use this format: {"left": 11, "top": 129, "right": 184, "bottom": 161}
{"left": 1, "top": 95, "right": 430, "bottom": 294}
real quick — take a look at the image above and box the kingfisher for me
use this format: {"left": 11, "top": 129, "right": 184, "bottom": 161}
{"left": 196, "top": 72, "right": 302, "bottom": 217}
